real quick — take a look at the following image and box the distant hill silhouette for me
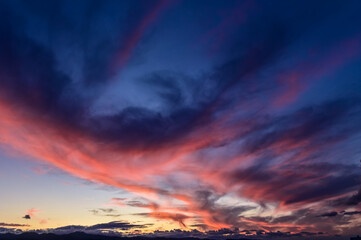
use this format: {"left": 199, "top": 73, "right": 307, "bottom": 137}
{"left": 0, "top": 232, "right": 256, "bottom": 240}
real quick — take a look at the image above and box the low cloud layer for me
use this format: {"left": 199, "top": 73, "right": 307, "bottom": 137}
{"left": 49, "top": 221, "right": 151, "bottom": 235}
{"left": 0, "top": 223, "right": 29, "bottom": 227}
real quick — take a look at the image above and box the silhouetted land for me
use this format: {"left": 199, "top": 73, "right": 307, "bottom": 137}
{"left": 0, "top": 232, "right": 257, "bottom": 240}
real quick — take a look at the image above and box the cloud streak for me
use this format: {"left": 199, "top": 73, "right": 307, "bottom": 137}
{"left": 0, "top": 223, "right": 29, "bottom": 228}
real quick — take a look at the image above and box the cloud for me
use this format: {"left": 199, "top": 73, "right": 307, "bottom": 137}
{"left": 23, "top": 209, "right": 40, "bottom": 219}
{"left": 345, "top": 187, "right": 361, "bottom": 206}
{"left": 86, "top": 221, "right": 143, "bottom": 230}
{"left": 137, "top": 212, "right": 189, "bottom": 228}
{"left": 0, "top": 0, "right": 361, "bottom": 235}
{"left": 52, "top": 221, "right": 149, "bottom": 234}
{"left": 318, "top": 212, "right": 338, "bottom": 217}
{"left": 39, "top": 219, "right": 48, "bottom": 225}
{"left": 107, "top": 198, "right": 127, "bottom": 207}
{"left": 53, "top": 225, "right": 86, "bottom": 232}
{"left": 109, "top": 0, "right": 177, "bottom": 75}
{"left": 243, "top": 98, "right": 361, "bottom": 155}
{"left": 343, "top": 211, "right": 361, "bottom": 216}
{"left": 125, "top": 200, "right": 159, "bottom": 211}
{"left": 225, "top": 161, "right": 361, "bottom": 206}
{"left": 0, "top": 223, "right": 29, "bottom": 227}
{"left": 89, "top": 208, "right": 121, "bottom": 217}
{"left": 26, "top": 208, "right": 40, "bottom": 216}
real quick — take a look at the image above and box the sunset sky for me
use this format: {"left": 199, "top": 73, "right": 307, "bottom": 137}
{"left": 1, "top": 0, "right": 361, "bottom": 239}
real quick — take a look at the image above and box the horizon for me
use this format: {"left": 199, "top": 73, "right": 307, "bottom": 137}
{"left": 0, "top": 0, "right": 361, "bottom": 239}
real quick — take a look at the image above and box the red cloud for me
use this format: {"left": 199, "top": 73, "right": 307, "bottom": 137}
{"left": 26, "top": 208, "right": 40, "bottom": 217}
{"left": 109, "top": 0, "right": 177, "bottom": 75}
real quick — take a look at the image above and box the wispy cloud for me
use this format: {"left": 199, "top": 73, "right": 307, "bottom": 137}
{"left": 0, "top": 223, "right": 29, "bottom": 227}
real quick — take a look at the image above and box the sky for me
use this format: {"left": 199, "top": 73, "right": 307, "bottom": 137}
{"left": 0, "top": 0, "right": 361, "bottom": 239}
